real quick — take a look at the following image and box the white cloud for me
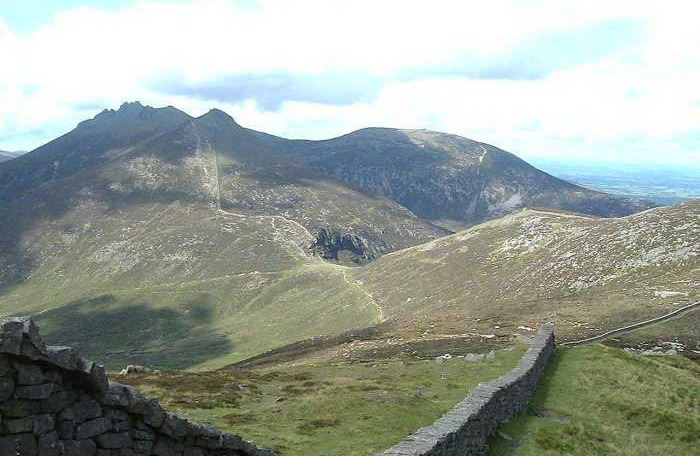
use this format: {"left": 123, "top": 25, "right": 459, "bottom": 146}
{"left": 0, "top": 0, "right": 698, "bottom": 164}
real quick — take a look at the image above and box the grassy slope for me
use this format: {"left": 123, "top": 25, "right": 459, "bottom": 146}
{"left": 353, "top": 202, "right": 700, "bottom": 344}
{"left": 489, "top": 345, "right": 700, "bottom": 456}
{"left": 117, "top": 345, "right": 526, "bottom": 456}
{"left": 0, "top": 199, "right": 371, "bottom": 370}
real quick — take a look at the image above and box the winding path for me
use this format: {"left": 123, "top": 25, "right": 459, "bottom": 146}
{"left": 561, "top": 301, "right": 700, "bottom": 346}
{"left": 340, "top": 267, "right": 385, "bottom": 322}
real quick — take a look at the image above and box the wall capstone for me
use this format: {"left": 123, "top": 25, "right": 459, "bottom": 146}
{"left": 0, "top": 316, "right": 280, "bottom": 456}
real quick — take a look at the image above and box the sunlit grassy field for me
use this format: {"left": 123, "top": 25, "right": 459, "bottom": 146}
{"left": 489, "top": 345, "right": 700, "bottom": 456}
{"left": 117, "top": 346, "right": 526, "bottom": 456}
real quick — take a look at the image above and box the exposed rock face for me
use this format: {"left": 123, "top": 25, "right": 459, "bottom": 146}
{"left": 0, "top": 102, "right": 192, "bottom": 204}
{"left": 285, "top": 128, "right": 655, "bottom": 226}
{"left": 310, "top": 228, "right": 379, "bottom": 262}
{"left": 0, "top": 316, "right": 277, "bottom": 456}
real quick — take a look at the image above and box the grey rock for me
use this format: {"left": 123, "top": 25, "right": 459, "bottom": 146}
{"left": 15, "top": 383, "right": 58, "bottom": 399}
{"left": 60, "top": 399, "right": 102, "bottom": 423}
{"left": 0, "top": 318, "right": 24, "bottom": 355}
{"left": 12, "top": 361, "right": 43, "bottom": 385}
{"left": 161, "top": 412, "right": 188, "bottom": 438}
{"left": 57, "top": 420, "right": 75, "bottom": 439}
{"left": 153, "top": 436, "right": 183, "bottom": 455}
{"left": 95, "top": 432, "right": 132, "bottom": 449}
{"left": 183, "top": 447, "right": 206, "bottom": 456}
{"left": 0, "top": 399, "right": 41, "bottom": 418}
{"left": 76, "top": 417, "right": 113, "bottom": 439}
{"left": 0, "top": 377, "right": 15, "bottom": 401}
{"left": 132, "top": 428, "right": 155, "bottom": 440}
{"left": 43, "top": 370, "right": 63, "bottom": 385}
{"left": 63, "top": 439, "right": 98, "bottom": 456}
{"left": 31, "top": 413, "right": 55, "bottom": 435}
{"left": 44, "top": 345, "right": 80, "bottom": 370}
{"left": 0, "top": 353, "right": 12, "bottom": 376}
{"left": 4, "top": 416, "right": 33, "bottom": 433}
{"left": 134, "top": 438, "right": 154, "bottom": 454}
{"left": 38, "top": 431, "right": 62, "bottom": 456}
{"left": 40, "top": 389, "right": 79, "bottom": 413}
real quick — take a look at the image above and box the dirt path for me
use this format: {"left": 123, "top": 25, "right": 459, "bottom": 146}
{"left": 561, "top": 301, "right": 700, "bottom": 346}
{"left": 340, "top": 267, "right": 385, "bottom": 322}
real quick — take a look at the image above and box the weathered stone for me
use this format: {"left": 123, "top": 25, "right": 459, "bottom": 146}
{"left": 60, "top": 399, "right": 102, "bottom": 423}
{"left": 98, "top": 385, "right": 127, "bottom": 408}
{"left": 183, "top": 447, "right": 205, "bottom": 456}
{"left": 128, "top": 392, "right": 165, "bottom": 428}
{"left": 0, "top": 318, "right": 24, "bottom": 355}
{"left": 44, "top": 345, "right": 80, "bottom": 370}
{"left": 222, "top": 433, "right": 245, "bottom": 450}
{"left": 105, "top": 408, "right": 130, "bottom": 422}
{"left": 0, "top": 434, "right": 15, "bottom": 454}
{"left": 4, "top": 416, "right": 33, "bottom": 433}
{"left": 15, "top": 383, "right": 58, "bottom": 400}
{"left": 113, "top": 419, "right": 131, "bottom": 432}
{"left": 20, "top": 319, "right": 47, "bottom": 354}
{"left": 43, "top": 370, "right": 63, "bottom": 385}
{"left": 12, "top": 362, "right": 43, "bottom": 385}
{"left": 96, "top": 432, "right": 132, "bottom": 449}
{"left": 161, "top": 412, "right": 188, "bottom": 438}
{"left": 41, "top": 389, "right": 79, "bottom": 413}
{"left": 63, "top": 439, "right": 98, "bottom": 456}
{"left": 196, "top": 434, "right": 223, "bottom": 449}
{"left": 57, "top": 420, "right": 75, "bottom": 439}
{"left": 153, "top": 436, "right": 183, "bottom": 456}
{"left": 132, "top": 428, "right": 155, "bottom": 440}
{"left": 134, "top": 438, "right": 154, "bottom": 454}
{"left": 31, "top": 413, "right": 55, "bottom": 435}
{"left": 0, "top": 377, "right": 15, "bottom": 401}
{"left": 13, "top": 433, "right": 38, "bottom": 456}
{"left": 0, "top": 399, "right": 41, "bottom": 418}
{"left": 76, "top": 417, "right": 113, "bottom": 439}
{"left": 112, "top": 449, "right": 136, "bottom": 456}
{"left": 0, "top": 354, "right": 12, "bottom": 376}
{"left": 38, "top": 431, "right": 62, "bottom": 456}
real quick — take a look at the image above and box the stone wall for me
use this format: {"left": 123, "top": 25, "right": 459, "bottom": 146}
{"left": 0, "top": 317, "right": 279, "bottom": 456}
{"left": 0, "top": 316, "right": 555, "bottom": 456}
{"left": 375, "top": 324, "right": 556, "bottom": 456}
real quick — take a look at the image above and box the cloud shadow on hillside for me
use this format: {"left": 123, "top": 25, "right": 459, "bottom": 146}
{"left": 30, "top": 293, "right": 233, "bottom": 371}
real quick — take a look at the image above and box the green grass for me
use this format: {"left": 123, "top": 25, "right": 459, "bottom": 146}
{"left": 489, "top": 345, "right": 700, "bottom": 456}
{"left": 116, "top": 345, "right": 526, "bottom": 456}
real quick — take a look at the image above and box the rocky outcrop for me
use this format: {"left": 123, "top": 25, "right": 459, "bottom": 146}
{"left": 0, "top": 317, "right": 278, "bottom": 456}
{"left": 309, "top": 227, "right": 380, "bottom": 262}
{"left": 375, "top": 324, "right": 556, "bottom": 456}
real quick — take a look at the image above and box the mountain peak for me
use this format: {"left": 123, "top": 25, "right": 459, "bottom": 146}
{"left": 196, "top": 108, "right": 240, "bottom": 129}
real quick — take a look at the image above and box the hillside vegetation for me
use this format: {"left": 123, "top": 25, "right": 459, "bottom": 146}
{"left": 118, "top": 345, "right": 527, "bottom": 456}
{"left": 0, "top": 103, "right": 691, "bottom": 370}
{"left": 490, "top": 344, "right": 700, "bottom": 456}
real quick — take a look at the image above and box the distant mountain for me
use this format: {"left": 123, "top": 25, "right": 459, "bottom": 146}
{"left": 0, "top": 102, "right": 665, "bottom": 370}
{"left": 0, "top": 150, "right": 25, "bottom": 162}
{"left": 284, "top": 128, "right": 655, "bottom": 229}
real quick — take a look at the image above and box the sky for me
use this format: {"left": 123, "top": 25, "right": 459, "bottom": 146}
{"left": 0, "top": 0, "right": 698, "bottom": 165}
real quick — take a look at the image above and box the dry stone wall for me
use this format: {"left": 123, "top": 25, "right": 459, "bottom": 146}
{"left": 0, "top": 316, "right": 554, "bottom": 456}
{"left": 375, "top": 324, "right": 556, "bottom": 456}
{"left": 0, "top": 317, "right": 279, "bottom": 456}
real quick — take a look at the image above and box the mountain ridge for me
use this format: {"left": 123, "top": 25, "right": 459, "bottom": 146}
{"left": 0, "top": 101, "right": 678, "bottom": 370}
